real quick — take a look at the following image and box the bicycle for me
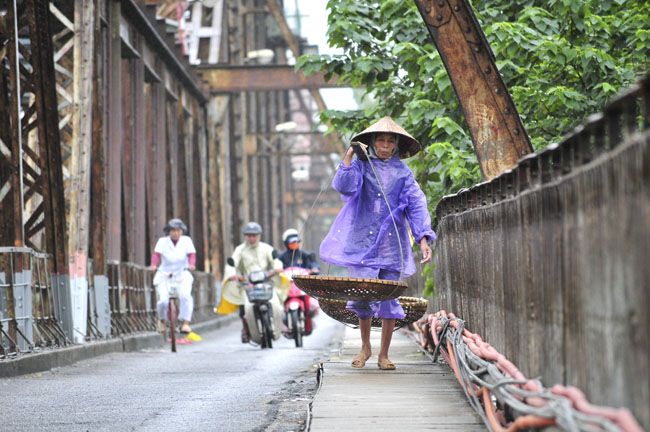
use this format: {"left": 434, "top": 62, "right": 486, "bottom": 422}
{"left": 157, "top": 268, "right": 187, "bottom": 353}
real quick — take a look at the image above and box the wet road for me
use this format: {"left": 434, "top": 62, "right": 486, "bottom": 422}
{"left": 0, "top": 313, "right": 345, "bottom": 432}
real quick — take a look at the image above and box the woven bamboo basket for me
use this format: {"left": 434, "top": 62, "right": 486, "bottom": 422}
{"left": 318, "top": 296, "right": 429, "bottom": 329}
{"left": 292, "top": 275, "right": 407, "bottom": 302}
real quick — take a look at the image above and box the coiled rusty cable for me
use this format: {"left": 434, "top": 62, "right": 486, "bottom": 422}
{"left": 413, "top": 311, "right": 644, "bottom": 432}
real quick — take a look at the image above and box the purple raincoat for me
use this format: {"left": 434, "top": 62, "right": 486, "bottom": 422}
{"left": 320, "top": 156, "right": 435, "bottom": 277}
{"left": 320, "top": 155, "right": 435, "bottom": 320}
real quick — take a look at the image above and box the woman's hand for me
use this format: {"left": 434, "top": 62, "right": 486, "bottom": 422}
{"left": 150, "top": 265, "right": 157, "bottom": 272}
{"left": 419, "top": 238, "right": 432, "bottom": 264}
{"left": 344, "top": 142, "right": 368, "bottom": 166}
{"left": 188, "top": 265, "right": 196, "bottom": 271}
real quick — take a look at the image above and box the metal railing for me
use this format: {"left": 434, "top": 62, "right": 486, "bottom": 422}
{"left": 0, "top": 247, "right": 68, "bottom": 358}
{"left": 106, "top": 261, "right": 216, "bottom": 337}
{"left": 0, "top": 249, "right": 218, "bottom": 359}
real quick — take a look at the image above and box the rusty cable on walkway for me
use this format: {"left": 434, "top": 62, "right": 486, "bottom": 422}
{"left": 412, "top": 311, "right": 644, "bottom": 432}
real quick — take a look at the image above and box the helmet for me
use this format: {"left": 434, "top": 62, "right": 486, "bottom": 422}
{"left": 243, "top": 222, "right": 263, "bottom": 235}
{"left": 282, "top": 228, "right": 300, "bottom": 247}
{"left": 164, "top": 218, "right": 187, "bottom": 234}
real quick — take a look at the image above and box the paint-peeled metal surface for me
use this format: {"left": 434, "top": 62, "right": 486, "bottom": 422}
{"left": 414, "top": 0, "right": 533, "bottom": 180}
{"left": 197, "top": 65, "right": 341, "bottom": 92}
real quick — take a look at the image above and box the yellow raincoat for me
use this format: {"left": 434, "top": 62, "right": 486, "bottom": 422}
{"left": 216, "top": 240, "right": 287, "bottom": 314}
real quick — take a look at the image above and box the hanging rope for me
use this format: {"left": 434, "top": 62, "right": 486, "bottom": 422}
{"left": 353, "top": 142, "right": 405, "bottom": 281}
{"left": 292, "top": 141, "right": 406, "bottom": 281}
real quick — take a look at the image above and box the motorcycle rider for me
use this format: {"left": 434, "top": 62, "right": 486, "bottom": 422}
{"left": 278, "top": 228, "right": 320, "bottom": 336}
{"left": 216, "top": 222, "right": 284, "bottom": 343}
{"left": 278, "top": 228, "right": 320, "bottom": 274}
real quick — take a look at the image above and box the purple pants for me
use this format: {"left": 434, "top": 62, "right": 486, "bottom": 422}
{"left": 346, "top": 266, "right": 405, "bottom": 320}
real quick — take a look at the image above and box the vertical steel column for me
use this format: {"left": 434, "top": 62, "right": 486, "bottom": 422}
{"left": 66, "top": 0, "right": 95, "bottom": 343}
{"left": 106, "top": 1, "right": 123, "bottom": 262}
{"left": 151, "top": 77, "right": 167, "bottom": 238}
{"left": 91, "top": 1, "right": 107, "bottom": 276}
{"left": 121, "top": 57, "right": 134, "bottom": 262}
{"left": 7, "top": 0, "right": 24, "bottom": 247}
{"left": 27, "top": 0, "right": 69, "bottom": 274}
{"left": 207, "top": 97, "right": 225, "bottom": 276}
{"left": 166, "top": 92, "right": 179, "bottom": 218}
{"left": 132, "top": 34, "right": 146, "bottom": 265}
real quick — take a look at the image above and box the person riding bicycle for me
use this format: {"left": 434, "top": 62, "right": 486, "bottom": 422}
{"left": 278, "top": 228, "right": 320, "bottom": 274}
{"left": 150, "top": 218, "right": 196, "bottom": 334}
{"left": 216, "top": 222, "right": 284, "bottom": 343}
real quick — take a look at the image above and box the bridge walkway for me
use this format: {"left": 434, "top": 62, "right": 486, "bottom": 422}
{"left": 310, "top": 326, "right": 486, "bottom": 431}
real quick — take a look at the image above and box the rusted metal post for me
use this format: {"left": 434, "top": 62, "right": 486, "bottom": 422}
{"left": 151, "top": 80, "right": 167, "bottom": 239}
{"left": 7, "top": 0, "right": 25, "bottom": 247}
{"left": 413, "top": 0, "right": 533, "bottom": 180}
{"left": 91, "top": 1, "right": 107, "bottom": 276}
{"left": 132, "top": 35, "right": 146, "bottom": 265}
{"left": 106, "top": 1, "right": 123, "bottom": 262}
{"left": 65, "top": 0, "right": 95, "bottom": 343}
{"left": 206, "top": 97, "right": 226, "bottom": 277}
{"left": 27, "top": 0, "right": 69, "bottom": 274}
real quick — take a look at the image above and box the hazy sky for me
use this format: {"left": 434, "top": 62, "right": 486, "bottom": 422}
{"left": 284, "top": 0, "right": 357, "bottom": 111}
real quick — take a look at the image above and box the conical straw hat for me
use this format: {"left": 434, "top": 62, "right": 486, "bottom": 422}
{"left": 351, "top": 116, "right": 421, "bottom": 160}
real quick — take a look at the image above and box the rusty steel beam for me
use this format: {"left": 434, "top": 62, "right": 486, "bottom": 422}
{"left": 90, "top": 0, "right": 106, "bottom": 275}
{"left": 7, "top": 0, "right": 24, "bottom": 248}
{"left": 414, "top": 0, "right": 533, "bottom": 180}
{"left": 28, "top": 0, "right": 69, "bottom": 273}
{"left": 132, "top": 39, "right": 146, "bottom": 265}
{"left": 67, "top": 0, "right": 94, "bottom": 279}
{"left": 196, "top": 64, "right": 340, "bottom": 93}
{"left": 106, "top": 1, "right": 123, "bottom": 262}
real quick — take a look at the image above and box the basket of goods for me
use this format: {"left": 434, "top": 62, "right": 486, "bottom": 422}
{"left": 318, "top": 296, "right": 429, "bottom": 329}
{"left": 291, "top": 275, "right": 407, "bottom": 302}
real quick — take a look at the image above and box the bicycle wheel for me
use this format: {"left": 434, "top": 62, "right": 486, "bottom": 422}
{"left": 261, "top": 309, "right": 273, "bottom": 349}
{"left": 289, "top": 309, "right": 303, "bottom": 348}
{"left": 169, "top": 298, "right": 177, "bottom": 353}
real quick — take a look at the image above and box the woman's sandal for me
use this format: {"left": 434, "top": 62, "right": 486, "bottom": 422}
{"left": 377, "top": 358, "right": 396, "bottom": 370}
{"left": 351, "top": 352, "right": 371, "bottom": 368}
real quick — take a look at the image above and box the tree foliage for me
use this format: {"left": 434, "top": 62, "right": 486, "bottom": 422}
{"left": 297, "top": 0, "right": 649, "bottom": 198}
{"left": 296, "top": 0, "right": 649, "bottom": 294}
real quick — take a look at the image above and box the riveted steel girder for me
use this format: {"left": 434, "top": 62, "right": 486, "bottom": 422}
{"left": 196, "top": 64, "right": 341, "bottom": 93}
{"left": 414, "top": 0, "right": 533, "bottom": 180}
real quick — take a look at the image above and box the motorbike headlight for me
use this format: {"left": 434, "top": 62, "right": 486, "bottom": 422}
{"left": 249, "top": 270, "right": 266, "bottom": 284}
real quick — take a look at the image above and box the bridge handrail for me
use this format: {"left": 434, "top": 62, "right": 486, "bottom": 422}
{"left": 0, "top": 247, "right": 68, "bottom": 358}
{"left": 0, "top": 249, "right": 217, "bottom": 358}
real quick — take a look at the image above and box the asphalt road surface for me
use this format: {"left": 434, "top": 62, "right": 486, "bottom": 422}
{"left": 0, "top": 313, "right": 346, "bottom": 432}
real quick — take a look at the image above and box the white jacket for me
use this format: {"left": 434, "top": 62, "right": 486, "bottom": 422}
{"left": 222, "top": 241, "right": 284, "bottom": 305}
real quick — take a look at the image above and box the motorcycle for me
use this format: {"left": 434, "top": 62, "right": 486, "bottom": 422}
{"left": 227, "top": 258, "right": 282, "bottom": 349}
{"left": 282, "top": 266, "right": 319, "bottom": 348}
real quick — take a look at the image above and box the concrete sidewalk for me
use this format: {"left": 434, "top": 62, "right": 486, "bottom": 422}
{"left": 0, "top": 313, "right": 238, "bottom": 378}
{"left": 309, "top": 326, "right": 486, "bottom": 431}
